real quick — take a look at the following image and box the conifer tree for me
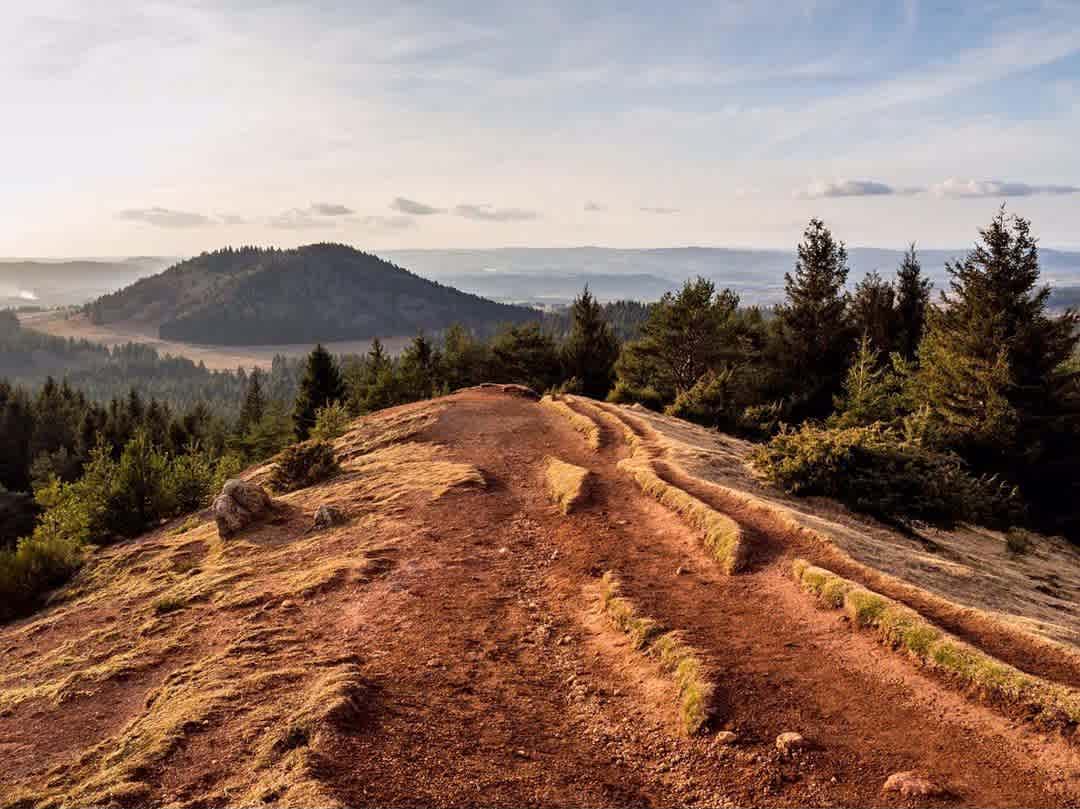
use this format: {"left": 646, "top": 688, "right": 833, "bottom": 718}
{"left": 850, "top": 271, "right": 897, "bottom": 356}
{"left": 292, "top": 344, "right": 345, "bottom": 440}
{"left": 917, "top": 207, "right": 1079, "bottom": 467}
{"left": 560, "top": 286, "right": 620, "bottom": 398}
{"left": 775, "top": 218, "right": 854, "bottom": 417}
{"left": 895, "top": 244, "right": 931, "bottom": 361}
{"left": 238, "top": 369, "right": 266, "bottom": 433}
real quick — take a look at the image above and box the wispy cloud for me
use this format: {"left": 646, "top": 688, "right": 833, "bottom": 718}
{"left": 794, "top": 179, "right": 923, "bottom": 198}
{"left": 640, "top": 206, "right": 680, "bottom": 215}
{"left": 359, "top": 215, "right": 415, "bottom": 229}
{"left": 455, "top": 204, "right": 538, "bottom": 222}
{"left": 116, "top": 207, "right": 214, "bottom": 228}
{"left": 583, "top": 201, "right": 606, "bottom": 212}
{"left": 310, "top": 202, "right": 354, "bottom": 216}
{"left": 391, "top": 197, "right": 445, "bottom": 215}
{"left": 931, "top": 178, "right": 1080, "bottom": 198}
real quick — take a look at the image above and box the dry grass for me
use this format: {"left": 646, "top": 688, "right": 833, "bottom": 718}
{"left": 598, "top": 572, "right": 716, "bottom": 735}
{"left": 566, "top": 397, "right": 748, "bottom": 575}
{"left": 541, "top": 395, "right": 601, "bottom": 450}
{"left": 791, "top": 559, "right": 1080, "bottom": 727}
{"left": 545, "top": 457, "right": 591, "bottom": 514}
{"left": 0, "top": 401, "right": 486, "bottom": 805}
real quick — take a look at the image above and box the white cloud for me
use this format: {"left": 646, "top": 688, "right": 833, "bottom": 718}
{"left": 391, "top": 197, "right": 445, "bottom": 215}
{"left": 931, "top": 178, "right": 1080, "bottom": 198}
{"left": 455, "top": 204, "right": 538, "bottom": 222}
{"left": 116, "top": 207, "right": 214, "bottom": 228}
{"left": 640, "top": 206, "right": 680, "bottom": 215}
{"left": 310, "top": 202, "right": 354, "bottom": 216}
{"left": 583, "top": 201, "right": 606, "bottom": 212}
{"left": 796, "top": 179, "right": 909, "bottom": 198}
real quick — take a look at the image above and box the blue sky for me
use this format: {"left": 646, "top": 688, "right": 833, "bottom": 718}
{"left": 4, "top": 0, "right": 1080, "bottom": 255}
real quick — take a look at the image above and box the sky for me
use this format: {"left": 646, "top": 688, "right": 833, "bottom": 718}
{"left": 4, "top": 0, "right": 1080, "bottom": 256}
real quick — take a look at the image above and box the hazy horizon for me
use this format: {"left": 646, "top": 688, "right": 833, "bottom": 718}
{"left": 6, "top": 2, "right": 1080, "bottom": 255}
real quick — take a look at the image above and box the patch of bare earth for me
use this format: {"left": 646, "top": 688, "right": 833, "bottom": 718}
{"left": 1, "top": 387, "right": 1078, "bottom": 807}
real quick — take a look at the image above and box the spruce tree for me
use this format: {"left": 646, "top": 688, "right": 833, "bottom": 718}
{"left": 850, "top": 271, "right": 897, "bottom": 356}
{"left": 917, "top": 208, "right": 1079, "bottom": 469}
{"left": 560, "top": 286, "right": 620, "bottom": 399}
{"left": 292, "top": 344, "right": 346, "bottom": 440}
{"left": 238, "top": 369, "right": 266, "bottom": 433}
{"left": 895, "top": 244, "right": 931, "bottom": 361}
{"left": 775, "top": 218, "right": 854, "bottom": 417}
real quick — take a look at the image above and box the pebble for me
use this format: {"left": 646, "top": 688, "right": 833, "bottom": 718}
{"left": 882, "top": 771, "right": 948, "bottom": 798}
{"left": 714, "top": 731, "right": 739, "bottom": 746}
{"left": 775, "top": 731, "right": 808, "bottom": 756}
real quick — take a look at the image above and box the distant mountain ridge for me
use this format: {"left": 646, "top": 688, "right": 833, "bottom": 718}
{"left": 87, "top": 244, "right": 536, "bottom": 345}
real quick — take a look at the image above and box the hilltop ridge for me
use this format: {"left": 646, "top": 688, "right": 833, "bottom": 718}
{"left": 3, "top": 387, "right": 1079, "bottom": 807}
{"left": 86, "top": 244, "right": 536, "bottom": 345}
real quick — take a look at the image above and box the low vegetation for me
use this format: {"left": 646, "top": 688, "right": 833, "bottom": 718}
{"left": 268, "top": 441, "right": 340, "bottom": 493}
{"left": 791, "top": 559, "right": 1080, "bottom": 727}
{"left": 541, "top": 395, "right": 601, "bottom": 450}
{"left": 753, "top": 421, "right": 1022, "bottom": 528}
{"left": 599, "top": 571, "right": 716, "bottom": 734}
{"left": 544, "top": 457, "right": 591, "bottom": 514}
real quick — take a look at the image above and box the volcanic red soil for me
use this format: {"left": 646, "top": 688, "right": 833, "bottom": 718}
{"left": 2, "top": 386, "right": 1079, "bottom": 808}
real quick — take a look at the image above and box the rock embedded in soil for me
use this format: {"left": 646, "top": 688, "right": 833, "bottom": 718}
{"left": 715, "top": 731, "right": 738, "bottom": 746}
{"left": 313, "top": 504, "right": 346, "bottom": 530}
{"left": 212, "top": 478, "right": 275, "bottom": 538}
{"left": 775, "top": 732, "right": 809, "bottom": 756}
{"left": 882, "top": 771, "right": 948, "bottom": 798}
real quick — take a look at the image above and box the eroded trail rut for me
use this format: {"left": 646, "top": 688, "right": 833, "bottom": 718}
{"left": 319, "top": 390, "right": 1078, "bottom": 807}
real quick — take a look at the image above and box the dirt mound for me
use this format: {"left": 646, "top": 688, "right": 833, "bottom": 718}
{"left": 3, "top": 387, "right": 1078, "bottom": 807}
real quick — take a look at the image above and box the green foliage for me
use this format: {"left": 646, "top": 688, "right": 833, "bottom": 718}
{"left": 90, "top": 244, "right": 534, "bottom": 345}
{"left": 164, "top": 449, "right": 216, "bottom": 514}
{"left": 895, "top": 244, "right": 932, "bottom": 360}
{"left": 829, "top": 336, "right": 909, "bottom": 428}
{"left": 666, "top": 368, "right": 737, "bottom": 427}
{"left": 238, "top": 369, "right": 266, "bottom": 433}
{"left": 0, "top": 532, "right": 84, "bottom": 622}
{"left": 774, "top": 218, "right": 854, "bottom": 418}
{"left": 754, "top": 422, "right": 1022, "bottom": 528}
{"left": 490, "top": 323, "right": 561, "bottom": 392}
{"left": 293, "top": 344, "right": 346, "bottom": 440}
{"left": 268, "top": 441, "right": 340, "bottom": 493}
{"left": 560, "top": 287, "right": 619, "bottom": 399}
{"left": 850, "top": 271, "right": 898, "bottom": 354}
{"left": 311, "top": 401, "right": 351, "bottom": 442}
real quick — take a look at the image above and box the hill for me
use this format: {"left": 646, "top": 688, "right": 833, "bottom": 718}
{"left": 3, "top": 387, "right": 1079, "bottom": 807}
{"left": 0, "top": 257, "right": 172, "bottom": 308}
{"left": 87, "top": 244, "right": 537, "bottom": 345}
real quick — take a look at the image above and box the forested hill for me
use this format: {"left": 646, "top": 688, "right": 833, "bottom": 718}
{"left": 87, "top": 244, "right": 537, "bottom": 345}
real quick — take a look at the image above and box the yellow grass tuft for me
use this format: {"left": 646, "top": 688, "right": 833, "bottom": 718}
{"left": 618, "top": 458, "right": 746, "bottom": 574}
{"left": 598, "top": 572, "right": 717, "bottom": 735}
{"left": 544, "top": 457, "right": 592, "bottom": 514}
{"left": 791, "top": 559, "right": 1080, "bottom": 726}
{"left": 541, "top": 395, "right": 601, "bottom": 450}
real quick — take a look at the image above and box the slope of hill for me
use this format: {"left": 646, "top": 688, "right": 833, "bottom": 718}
{"left": 0, "top": 257, "right": 172, "bottom": 308}
{"left": 87, "top": 245, "right": 537, "bottom": 345}
{"left": 3, "top": 387, "right": 1079, "bottom": 807}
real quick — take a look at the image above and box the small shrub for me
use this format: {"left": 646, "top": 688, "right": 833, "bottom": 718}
{"left": 311, "top": 402, "right": 352, "bottom": 442}
{"left": 0, "top": 534, "right": 84, "bottom": 622}
{"left": 165, "top": 451, "right": 215, "bottom": 514}
{"left": 606, "top": 380, "right": 665, "bottom": 411}
{"left": 754, "top": 422, "right": 1023, "bottom": 528}
{"left": 153, "top": 595, "right": 186, "bottom": 615}
{"left": 1005, "top": 527, "right": 1035, "bottom": 555}
{"left": 268, "top": 441, "right": 340, "bottom": 493}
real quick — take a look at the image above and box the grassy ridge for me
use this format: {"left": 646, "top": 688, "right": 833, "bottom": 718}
{"left": 599, "top": 571, "right": 716, "bottom": 734}
{"left": 544, "top": 457, "right": 591, "bottom": 514}
{"left": 541, "top": 395, "right": 601, "bottom": 450}
{"left": 791, "top": 559, "right": 1080, "bottom": 727}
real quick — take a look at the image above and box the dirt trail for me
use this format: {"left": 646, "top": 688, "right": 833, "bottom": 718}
{"left": 3, "top": 388, "right": 1079, "bottom": 807}
{"left": 316, "top": 390, "right": 1079, "bottom": 807}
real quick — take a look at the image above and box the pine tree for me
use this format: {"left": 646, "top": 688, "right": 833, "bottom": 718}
{"left": 292, "top": 344, "right": 346, "bottom": 440}
{"left": 850, "top": 271, "right": 897, "bottom": 356}
{"left": 238, "top": 369, "right": 266, "bottom": 433}
{"left": 895, "top": 244, "right": 931, "bottom": 361}
{"left": 917, "top": 207, "right": 1079, "bottom": 468}
{"left": 560, "top": 286, "right": 620, "bottom": 399}
{"left": 775, "top": 218, "right": 854, "bottom": 417}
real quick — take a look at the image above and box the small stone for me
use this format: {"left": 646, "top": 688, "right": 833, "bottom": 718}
{"left": 280, "top": 600, "right": 297, "bottom": 611}
{"left": 312, "top": 504, "right": 346, "bottom": 530}
{"left": 775, "top": 731, "right": 808, "bottom": 756}
{"left": 715, "top": 731, "right": 738, "bottom": 746}
{"left": 675, "top": 565, "right": 686, "bottom": 575}
{"left": 882, "top": 771, "right": 948, "bottom": 798}
{"left": 499, "top": 547, "right": 509, "bottom": 554}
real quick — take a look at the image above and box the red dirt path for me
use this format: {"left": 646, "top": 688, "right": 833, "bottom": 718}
{"left": 3, "top": 387, "right": 1079, "bottom": 807}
